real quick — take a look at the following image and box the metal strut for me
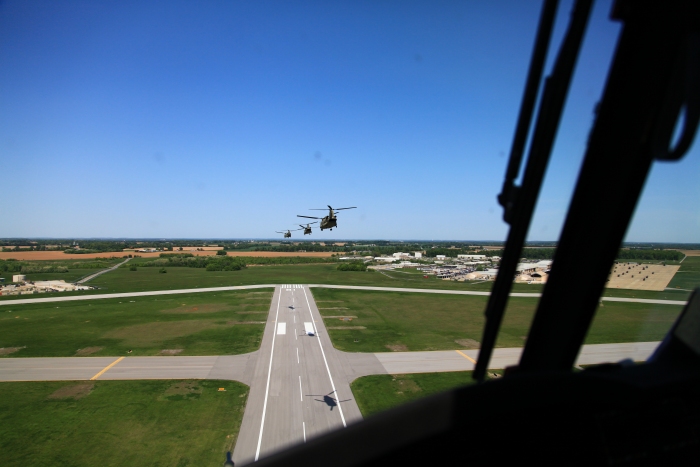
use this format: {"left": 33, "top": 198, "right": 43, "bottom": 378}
{"left": 474, "top": 0, "right": 593, "bottom": 382}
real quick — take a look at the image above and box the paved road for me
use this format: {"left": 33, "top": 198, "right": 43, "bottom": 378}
{"left": 0, "top": 284, "right": 688, "bottom": 306}
{"left": 0, "top": 354, "right": 257, "bottom": 383}
{"left": 372, "top": 342, "right": 661, "bottom": 374}
{"left": 232, "top": 285, "right": 362, "bottom": 465}
{"left": 310, "top": 284, "right": 689, "bottom": 306}
{"left": 0, "top": 341, "right": 662, "bottom": 383}
{"left": 77, "top": 258, "right": 131, "bottom": 284}
{"left": 0, "top": 284, "right": 274, "bottom": 305}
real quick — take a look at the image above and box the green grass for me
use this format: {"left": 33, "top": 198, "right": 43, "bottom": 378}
{"left": 351, "top": 372, "right": 480, "bottom": 417}
{"left": 311, "top": 288, "right": 682, "bottom": 353}
{"left": 667, "top": 256, "right": 700, "bottom": 290}
{"left": 2, "top": 261, "right": 687, "bottom": 302}
{"left": 0, "top": 289, "right": 272, "bottom": 357}
{"left": 0, "top": 379, "right": 247, "bottom": 467}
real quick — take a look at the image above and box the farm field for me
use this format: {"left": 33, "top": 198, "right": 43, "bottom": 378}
{"left": 0, "top": 289, "right": 272, "bottom": 358}
{"left": 0, "top": 379, "right": 247, "bottom": 467}
{"left": 311, "top": 289, "right": 683, "bottom": 353}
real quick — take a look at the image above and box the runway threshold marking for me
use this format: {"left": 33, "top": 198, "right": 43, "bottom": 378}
{"left": 90, "top": 356, "right": 125, "bottom": 380}
{"left": 302, "top": 286, "right": 347, "bottom": 428}
{"left": 255, "top": 286, "right": 283, "bottom": 462}
{"left": 456, "top": 350, "right": 477, "bottom": 364}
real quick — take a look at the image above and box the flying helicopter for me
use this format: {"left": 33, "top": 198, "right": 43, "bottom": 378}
{"left": 299, "top": 221, "right": 318, "bottom": 235}
{"left": 297, "top": 205, "right": 356, "bottom": 231}
{"left": 275, "top": 229, "right": 301, "bottom": 238}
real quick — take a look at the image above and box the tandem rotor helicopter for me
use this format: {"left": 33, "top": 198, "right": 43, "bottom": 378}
{"left": 275, "top": 229, "right": 301, "bottom": 238}
{"left": 275, "top": 205, "right": 356, "bottom": 237}
{"left": 297, "top": 205, "right": 357, "bottom": 231}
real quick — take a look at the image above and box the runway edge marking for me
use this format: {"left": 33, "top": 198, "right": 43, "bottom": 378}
{"left": 90, "top": 356, "right": 125, "bottom": 380}
{"left": 255, "top": 286, "right": 283, "bottom": 462}
{"left": 302, "top": 285, "right": 347, "bottom": 428}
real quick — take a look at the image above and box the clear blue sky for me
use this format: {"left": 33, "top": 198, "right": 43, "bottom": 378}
{"left": 1, "top": 0, "right": 698, "bottom": 241}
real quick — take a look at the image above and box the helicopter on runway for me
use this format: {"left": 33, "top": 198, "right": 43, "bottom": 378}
{"left": 299, "top": 221, "right": 318, "bottom": 235}
{"left": 297, "top": 205, "right": 356, "bottom": 231}
{"left": 276, "top": 229, "right": 302, "bottom": 238}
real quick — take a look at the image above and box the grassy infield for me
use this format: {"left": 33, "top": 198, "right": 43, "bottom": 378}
{"left": 1, "top": 258, "right": 697, "bottom": 465}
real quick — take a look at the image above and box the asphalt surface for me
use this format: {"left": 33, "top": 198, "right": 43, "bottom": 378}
{"left": 232, "top": 285, "right": 363, "bottom": 465}
{"left": 0, "top": 284, "right": 274, "bottom": 305}
{"left": 76, "top": 257, "right": 131, "bottom": 284}
{"left": 373, "top": 342, "right": 661, "bottom": 374}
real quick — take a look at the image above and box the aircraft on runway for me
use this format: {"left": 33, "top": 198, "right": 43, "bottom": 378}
{"left": 299, "top": 222, "right": 318, "bottom": 235}
{"left": 276, "top": 229, "right": 301, "bottom": 238}
{"left": 297, "top": 205, "right": 356, "bottom": 231}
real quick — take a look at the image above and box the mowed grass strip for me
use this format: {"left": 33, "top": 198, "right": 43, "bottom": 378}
{"left": 667, "top": 256, "right": 700, "bottom": 290}
{"left": 0, "top": 289, "right": 272, "bottom": 357}
{"left": 351, "top": 372, "right": 481, "bottom": 417}
{"left": 311, "top": 289, "right": 682, "bottom": 353}
{"left": 0, "top": 379, "right": 247, "bottom": 467}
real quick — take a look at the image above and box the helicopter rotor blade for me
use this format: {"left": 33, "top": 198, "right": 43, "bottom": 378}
{"left": 297, "top": 215, "right": 322, "bottom": 219}
{"left": 335, "top": 207, "right": 357, "bottom": 210}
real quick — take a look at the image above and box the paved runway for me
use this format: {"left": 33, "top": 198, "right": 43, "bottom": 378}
{"left": 232, "top": 285, "right": 363, "bottom": 465}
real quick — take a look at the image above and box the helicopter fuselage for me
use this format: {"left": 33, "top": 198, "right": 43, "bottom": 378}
{"left": 320, "top": 216, "right": 337, "bottom": 230}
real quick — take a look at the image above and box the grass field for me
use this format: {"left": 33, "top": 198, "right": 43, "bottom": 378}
{"left": 311, "top": 288, "right": 682, "bottom": 353}
{"left": 0, "top": 289, "right": 272, "bottom": 357}
{"left": 351, "top": 372, "right": 480, "bottom": 417}
{"left": 667, "top": 256, "right": 700, "bottom": 290}
{"left": 2, "top": 261, "right": 690, "bottom": 302}
{"left": 0, "top": 379, "right": 247, "bottom": 467}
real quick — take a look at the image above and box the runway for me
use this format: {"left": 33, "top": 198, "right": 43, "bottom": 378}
{"left": 231, "top": 285, "right": 363, "bottom": 465}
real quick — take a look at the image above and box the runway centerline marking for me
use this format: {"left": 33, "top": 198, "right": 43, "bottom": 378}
{"left": 255, "top": 286, "right": 282, "bottom": 462}
{"left": 90, "top": 356, "right": 124, "bottom": 380}
{"left": 302, "top": 286, "right": 347, "bottom": 428}
{"left": 299, "top": 375, "right": 303, "bottom": 402}
{"left": 297, "top": 347, "right": 299, "bottom": 364}
{"left": 456, "top": 349, "right": 477, "bottom": 364}
{"left": 303, "top": 422, "right": 306, "bottom": 443}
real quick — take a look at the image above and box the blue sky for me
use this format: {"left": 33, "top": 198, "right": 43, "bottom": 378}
{"left": 1, "top": 0, "right": 698, "bottom": 241}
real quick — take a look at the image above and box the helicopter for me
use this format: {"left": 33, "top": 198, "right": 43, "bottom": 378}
{"left": 297, "top": 205, "right": 356, "bottom": 231}
{"left": 275, "top": 229, "right": 301, "bottom": 238}
{"left": 298, "top": 221, "right": 318, "bottom": 235}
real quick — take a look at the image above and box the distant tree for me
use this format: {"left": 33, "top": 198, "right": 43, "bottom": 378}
{"left": 216, "top": 250, "right": 227, "bottom": 256}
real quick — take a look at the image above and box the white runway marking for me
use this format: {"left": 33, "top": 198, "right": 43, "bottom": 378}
{"left": 302, "top": 286, "right": 347, "bottom": 428}
{"left": 255, "top": 287, "right": 282, "bottom": 462}
{"left": 297, "top": 347, "right": 299, "bottom": 364}
{"left": 303, "top": 422, "right": 306, "bottom": 443}
{"left": 277, "top": 322, "right": 286, "bottom": 335}
{"left": 299, "top": 375, "right": 303, "bottom": 401}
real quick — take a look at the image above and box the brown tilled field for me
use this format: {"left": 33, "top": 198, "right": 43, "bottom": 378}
{"left": 0, "top": 250, "right": 335, "bottom": 260}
